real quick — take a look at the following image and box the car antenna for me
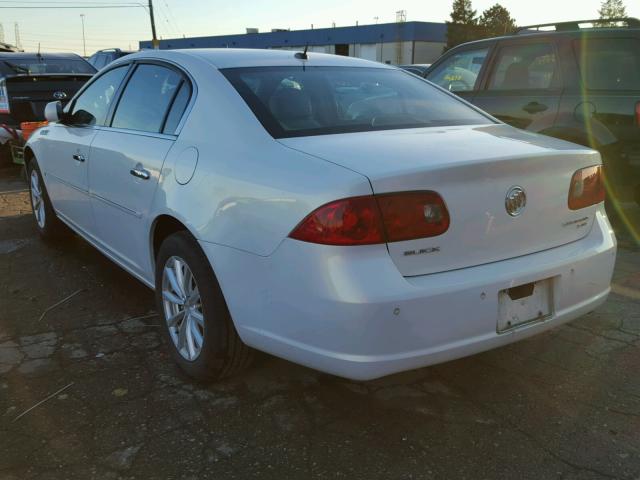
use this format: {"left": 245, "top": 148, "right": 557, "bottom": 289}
{"left": 295, "top": 44, "right": 309, "bottom": 60}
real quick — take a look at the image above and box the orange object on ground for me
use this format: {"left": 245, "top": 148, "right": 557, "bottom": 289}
{"left": 20, "top": 121, "right": 49, "bottom": 141}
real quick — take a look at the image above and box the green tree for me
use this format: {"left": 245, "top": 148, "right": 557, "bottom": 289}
{"left": 478, "top": 3, "right": 517, "bottom": 37}
{"left": 598, "top": 0, "right": 627, "bottom": 25}
{"left": 445, "top": 0, "right": 481, "bottom": 50}
{"left": 450, "top": 0, "right": 477, "bottom": 24}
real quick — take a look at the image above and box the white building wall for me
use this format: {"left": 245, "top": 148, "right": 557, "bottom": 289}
{"left": 412, "top": 41, "right": 446, "bottom": 64}
{"left": 272, "top": 40, "right": 445, "bottom": 65}
{"left": 354, "top": 43, "right": 377, "bottom": 62}
{"left": 378, "top": 41, "right": 413, "bottom": 65}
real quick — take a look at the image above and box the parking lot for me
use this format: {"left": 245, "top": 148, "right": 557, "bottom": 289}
{"left": 0, "top": 164, "right": 639, "bottom": 479}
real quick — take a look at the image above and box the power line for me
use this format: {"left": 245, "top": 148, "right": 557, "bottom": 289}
{"left": 2, "top": 0, "right": 158, "bottom": 49}
{"left": 0, "top": 0, "right": 141, "bottom": 3}
{"left": 162, "top": 0, "right": 182, "bottom": 35}
{"left": 0, "top": 5, "right": 143, "bottom": 8}
{"left": 156, "top": 2, "right": 178, "bottom": 37}
{"left": 22, "top": 38, "right": 148, "bottom": 46}
{"left": 20, "top": 29, "right": 142, "bottom": 37}
{"left": 0, "top": 1, "right": 142, "bottom": 4}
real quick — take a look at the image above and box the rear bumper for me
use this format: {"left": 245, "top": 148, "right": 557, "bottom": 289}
{"left": 201, "top": 210, "right": 617, "bottom": 380}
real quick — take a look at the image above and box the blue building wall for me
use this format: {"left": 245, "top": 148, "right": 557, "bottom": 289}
{"left": 139, "top": 21, "right": 447, "bottom": 50}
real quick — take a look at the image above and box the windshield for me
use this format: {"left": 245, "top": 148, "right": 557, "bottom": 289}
{"left": 3, "top": 58, "right": 96, "bottom": 75}
{"left": 222, "top": 66, "right": 493, "bottom": 138}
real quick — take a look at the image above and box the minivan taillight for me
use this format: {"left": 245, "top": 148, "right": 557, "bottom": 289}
{"left": 289, "top": 192, "right": 450, "bottom": 246}
{"left": 568, "top": 165, "right": 605, "bottom": 210}
{"left": 636, "top": 102, "right": 640, "bottom": 127}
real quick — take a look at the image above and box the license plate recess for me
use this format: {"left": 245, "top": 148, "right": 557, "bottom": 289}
{"left": 497, "top": 278, "right": 553, "bottom": 332}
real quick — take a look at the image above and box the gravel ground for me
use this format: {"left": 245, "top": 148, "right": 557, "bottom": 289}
{"left": 1, "top": 165, "right": 639, "bottom": 480}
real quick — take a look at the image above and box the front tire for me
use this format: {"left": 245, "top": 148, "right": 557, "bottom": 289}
{"left": 27, "top": 159, "right": 68, "bottom": 240}
{"left": 155, "top": 231, "right": 253, "bottom": 382}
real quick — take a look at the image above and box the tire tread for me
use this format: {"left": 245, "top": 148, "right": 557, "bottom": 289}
{"left": 155, "top": 231, "right": 253, "bottom": 382}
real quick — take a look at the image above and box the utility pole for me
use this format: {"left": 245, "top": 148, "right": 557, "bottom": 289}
{"left": 80, "top": 14, "right": 86, "bottom": 57}
{"left": 148, "top": 0, "right": 159, "bottom": 49}
{"left": 14, "top": 23, "right": 21, "bottom": 51}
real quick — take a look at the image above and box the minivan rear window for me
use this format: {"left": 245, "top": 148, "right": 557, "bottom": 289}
{"left": 574, "top": 38, "right": 640, "bottom": 90}
{"left": 222, "top": 66, "right": 493, "bottom": 138}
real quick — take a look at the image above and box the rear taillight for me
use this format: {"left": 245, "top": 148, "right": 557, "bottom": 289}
{"left": 636, "top": 102, "right": 640, "bottom": 127}
{"left": 289, "top": 191, "right": 449, "bottom": 246}
{"left": 289, "top": 196, "right": 384, "bottom": 246}
{"left": 376, "top": 191, "right": 450, "bottom": 242}
{"left": 568, "top": 165, "right": 605, "bottom": 210}
{"left": 0, "top": 79, "right": 9, "bottom": 114}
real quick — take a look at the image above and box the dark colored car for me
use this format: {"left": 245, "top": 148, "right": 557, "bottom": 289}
{"left": 424, "top": 18, "right": 640, "bottom": 204}
{"left": 398, "top": 64, "right": 431, "bottom": 76}
{"left": 0, "top": 52, "right": 96, "bottom": 128}
{"left": 88, "top": 48, "right": 134, "bottom": 70}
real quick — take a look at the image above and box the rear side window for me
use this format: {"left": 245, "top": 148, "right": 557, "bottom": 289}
{"left": 488, "top": 43, "right": 557, "bottom": 90}
{"left": 222, "top": 66, "right": 493, "bottom": 138}
{"left": 112, "top": 64, "right": 183, "bottom": 133}
{"left": 427, "top": 48, "right": 489, "bottom": 92}
{"left": 162, "top": 81, "right": 191, "bottom": 134}
{"left": 574, "top": 38, "right": 640, "bottom": 90}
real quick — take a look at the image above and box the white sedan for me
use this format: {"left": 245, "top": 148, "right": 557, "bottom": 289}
{"left": 26, "top": 49, "right": 616, "bottom": 381}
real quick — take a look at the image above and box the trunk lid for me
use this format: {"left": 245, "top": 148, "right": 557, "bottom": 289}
{"left": 4, "top": 74, "right": 92, "bottom": 123}
{"left": 280, "top": 124, "right": 602, "bottom": 276}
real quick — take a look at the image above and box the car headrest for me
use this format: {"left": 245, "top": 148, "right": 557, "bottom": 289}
{"left": 502, "top": 63, "right": 529, "bottom": 89}
{"left": 269, "top": 88, "right": 314, "bottom": 121}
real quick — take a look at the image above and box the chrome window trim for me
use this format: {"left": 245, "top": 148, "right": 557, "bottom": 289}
{"left": 94, "top": 125, "right": 177, "bottom": 141}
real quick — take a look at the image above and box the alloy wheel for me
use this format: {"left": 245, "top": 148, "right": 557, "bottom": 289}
{"left": 30, "top": 169, "right": 45, "bottom": 229}
{"left": 161, "top": 256, "right": 205, "bottom": 361}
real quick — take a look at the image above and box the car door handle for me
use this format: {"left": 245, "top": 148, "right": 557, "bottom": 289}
{"left": 72, "top": 153, "right": 86, "bottom": 162}
{"left": 130, "top": 167, "right": 150, "bottom": 180}
{"left": 523, "top": 102, "right": 548, "bottom": 114}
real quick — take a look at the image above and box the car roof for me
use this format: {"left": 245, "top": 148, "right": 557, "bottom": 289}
{"left": 0, "top": 52, "right": 87, "bottom": 60}
{"left": 451, "top": 25, "right": 640, "bottom": 50}
{"left": 92, "top": 49, "right": 135, "bottom": 55}
{"left": 122, "top": 48, "right": 395, "bottom": 70}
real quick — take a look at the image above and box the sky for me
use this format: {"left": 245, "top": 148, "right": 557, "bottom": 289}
{"left": 2, "top": 0, "right": 639, "bottom": 56}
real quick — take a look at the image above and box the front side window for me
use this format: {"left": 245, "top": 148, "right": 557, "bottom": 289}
{"left": 488, "top": 43, "right": 557, "bottom": 91}
{"left": 574, "top": 38, "right": 640, "bottom": 91}
{"left": 111, "top": 64, "right": 183, "bottom": 133}
{"left": 222, "top": 66, "right": 493, "bottom": 138}
{"left": 69, "top": 65, "right": 128, "bottom": 126}
{"left": 427, "top": 48, "right": 489, "bottom": 92}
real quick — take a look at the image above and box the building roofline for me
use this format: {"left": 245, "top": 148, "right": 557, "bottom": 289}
{"left": 139, "top": 21, "right": 447, "bottom": 50}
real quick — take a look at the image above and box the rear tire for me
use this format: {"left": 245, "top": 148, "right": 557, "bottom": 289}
{"left": 27, "top": 159, "right": 69, "bottom": 240}
{"left": 154, "top": 231, "right": 253, "bottom": 382}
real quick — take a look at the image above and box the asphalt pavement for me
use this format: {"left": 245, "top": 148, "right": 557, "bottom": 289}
{"left": 1, "top": 165, "right": 639, "bottom": 480}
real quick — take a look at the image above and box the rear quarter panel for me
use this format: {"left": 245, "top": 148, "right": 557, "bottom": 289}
{"left": 148, "top": 56, "right": 372, "bottom": 258}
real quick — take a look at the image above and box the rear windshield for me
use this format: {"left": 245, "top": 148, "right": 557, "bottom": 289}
{"left": 2, "top": 58, "right": 96, "bottom": 75}
{"left": 222, "top": 66, "right": 493, "bottom": 138}
{"left": 574, "top": 38, "right": 640, "bottom": 90}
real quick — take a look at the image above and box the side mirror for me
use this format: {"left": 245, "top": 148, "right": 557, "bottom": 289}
{"left": 44, "top": 101, "right": 63, "bottom": 123}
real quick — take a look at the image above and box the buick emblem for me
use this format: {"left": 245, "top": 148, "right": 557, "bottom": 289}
{"left": 53, "top": 91, "right": 67, "bottom": 100}
{"left": 505, "top": 186, "right": 526, "bottom": 217}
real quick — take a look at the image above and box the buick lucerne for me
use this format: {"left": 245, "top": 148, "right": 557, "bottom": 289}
{"left": 25, "top": 49, "right": 616, "bottom": 381}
